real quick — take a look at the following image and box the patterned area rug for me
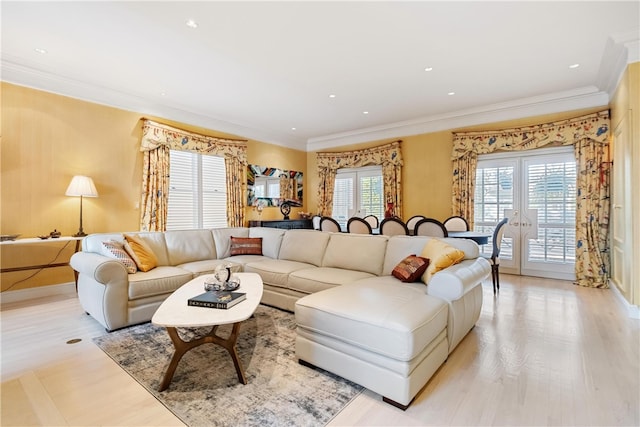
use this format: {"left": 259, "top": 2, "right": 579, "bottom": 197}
{"left": 93, "top": 305, "right": 363, "bottom": 427}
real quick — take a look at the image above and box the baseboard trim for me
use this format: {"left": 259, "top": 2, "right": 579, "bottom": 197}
{"left": 0, "top": 282, "right": 76, "bottom": 305}
{"left": 609, "top": 279, "right": 640, "bottom": 319}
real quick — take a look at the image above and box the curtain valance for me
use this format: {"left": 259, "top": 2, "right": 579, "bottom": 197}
{"left": 141, "top": 119, "right": 248, "bottom": 162}
{"left": 316, "top": 140, "right": 403, "bottom": 218}
{"left": 451, "top": 111, "right": 610, "bottom": 160}
{"left": 316, "top": 140, "right": 403, "bottom": 169}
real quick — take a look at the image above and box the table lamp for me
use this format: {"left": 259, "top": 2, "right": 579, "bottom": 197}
{"left": 65, "top": 175, "right": 98, "bottom": 237}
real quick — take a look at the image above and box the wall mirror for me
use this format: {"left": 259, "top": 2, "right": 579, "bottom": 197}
{"left": 247, "top": 165, "right": 303, "bottom": 207}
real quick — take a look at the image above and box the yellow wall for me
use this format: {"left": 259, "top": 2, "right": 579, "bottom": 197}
{"left": 1, "top": 82, "right": 306, "bottom": 290}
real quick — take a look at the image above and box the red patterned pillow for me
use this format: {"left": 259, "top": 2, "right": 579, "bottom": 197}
{"left": 230, "top": 237, "right": 263, "bottom": 256}
{"left": 392, "top": 255, "right": 430, "bottom": 283}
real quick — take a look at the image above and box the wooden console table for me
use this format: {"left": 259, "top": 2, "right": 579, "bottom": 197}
{"left": 249, "top": 219, "right": 313, "bottom": 230}
{"left": 0, "top": 236, "right": 83, "bottom": 289}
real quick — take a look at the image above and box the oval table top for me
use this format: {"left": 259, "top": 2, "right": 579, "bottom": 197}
{"left": 152, "top": 272, "right": 264, "bottom": 328}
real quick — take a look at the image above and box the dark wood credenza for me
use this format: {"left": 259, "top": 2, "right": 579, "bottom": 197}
{"left": 248, "top": 219, "right": 313, "bottom": 230}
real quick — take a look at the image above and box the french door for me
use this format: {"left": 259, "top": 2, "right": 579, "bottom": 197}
{"left": 474, "top": 147, "right": 577, "bottom": 280}
{"left": 332, "top": 166, "right": 384, "bottom": 229}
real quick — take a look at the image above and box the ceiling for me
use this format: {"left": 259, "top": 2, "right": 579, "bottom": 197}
{"left": 2, "top": 1, "right": 639, "bottom": 151}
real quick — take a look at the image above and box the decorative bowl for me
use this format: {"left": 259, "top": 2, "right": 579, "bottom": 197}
{"left": 0, "top": 234, "right": 20, "bottom": 242}
{"left": 37, "top": 235, "right": 50, "bottom": 240}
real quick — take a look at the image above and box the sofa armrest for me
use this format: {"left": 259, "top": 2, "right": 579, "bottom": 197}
{"left": 70, "top": 252, "right": 129, "bottom": 285}
{"left": 427, "top": 257, "right": 490, "bottom": 301}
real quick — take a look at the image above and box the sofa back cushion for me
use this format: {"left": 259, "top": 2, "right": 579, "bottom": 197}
{"left": 83, "top": 232, "right": 171, "bottom": 266}
{"left": 164, "top": 229, "right": 216, "bottom": 265}
{"left": 322, "top": 233, "right": 388, "bottom": 276}
{"left": 212, "top": 227, "right": 249, "bottom": 259}
{"left": 128, "top": 232, "right": 171, "bottom": 266}
{"left": 383, "top": 236, "right": 431, "bottom": 276}
{"left": 248, "top": 227, "right": 285, "bottom": 259}
{"left": 278, "top": 230, "right": 330, "bottom": 266}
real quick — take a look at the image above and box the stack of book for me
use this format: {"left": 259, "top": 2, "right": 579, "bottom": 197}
{"left": 188, "top": 291, "right": 246, "bottom": 309}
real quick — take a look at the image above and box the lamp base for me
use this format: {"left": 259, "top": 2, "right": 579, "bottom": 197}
{"left": 73, "top": 231, "right": 87, "bottom": 237}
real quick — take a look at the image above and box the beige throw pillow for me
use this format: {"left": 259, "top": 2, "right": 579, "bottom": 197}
{"left": 102, "top": 240, "right": 137, "bottom": 274}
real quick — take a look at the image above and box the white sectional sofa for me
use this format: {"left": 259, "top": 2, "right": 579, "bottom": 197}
{"left": 70, "top": 227, "right": 490, "bottom": 409}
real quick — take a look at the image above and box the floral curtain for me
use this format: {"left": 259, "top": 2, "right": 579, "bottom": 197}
{"left": 451, "top": 110, "right": 611, "bottom": 288}
{"left": 316, "top": 140, "right": 403, "bottom": 217}
{"left": 139, "top": 120, "right": 248, "bottom": 230}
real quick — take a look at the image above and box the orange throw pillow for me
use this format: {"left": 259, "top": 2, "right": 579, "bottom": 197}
{"left": 123, "top": 234, "right": 158, "bottom": 272}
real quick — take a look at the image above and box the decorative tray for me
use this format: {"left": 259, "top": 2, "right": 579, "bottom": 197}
{"left": 0, "top": 234, "right": 20, "bottom": 242}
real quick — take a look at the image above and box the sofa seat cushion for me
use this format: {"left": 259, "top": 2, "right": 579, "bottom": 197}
{"left": 244, "top": 259, "right": 314, "bottom": 289}
{"left": 288, "top": 267, "right": 375, "bottom": 294}
{"left": 224, "top": 254, "right": 274, "bottom": 267}
{"left": 128, "top": 266, "right": 193, "bottom": 300}
{"left": 177, "top": 259, "right": 242, "bottom": 277}
{"left": 295, "top": 281, "right": 448, "bottom": 362}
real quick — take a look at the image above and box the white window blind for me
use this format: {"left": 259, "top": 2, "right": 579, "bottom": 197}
{"left": 526, "top": 159, "right": 576, "bottom": 263}
{"left": 332, "top": 174, "right": 354, "bottom": 228}
{"left": 167, "top": 150, "right": 227, "bottom": 230}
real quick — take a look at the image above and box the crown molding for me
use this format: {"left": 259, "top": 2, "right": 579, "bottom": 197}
{"left": 1, "top": 59, "right": 305, "bottom": 151}
{"left": 306, "top": 87, "right": 609, "bottom": 151}
{"left": 597, "top": 30, "right": 640, "bottom": 97}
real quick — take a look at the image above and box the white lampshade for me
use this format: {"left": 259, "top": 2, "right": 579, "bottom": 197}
{"left": 65, "top": 175, "right": 98, "bottom": 197}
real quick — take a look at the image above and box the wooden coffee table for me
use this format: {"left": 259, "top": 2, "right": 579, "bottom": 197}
{"left": 151, "top": 272, "right": 263, "bottom": 391}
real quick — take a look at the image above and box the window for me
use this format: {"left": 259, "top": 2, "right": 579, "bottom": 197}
{"left": 254, "top": 177, "right": 280, "bottom": 198}
{"left": 166, "top": 150, "right": 227, "bottom": 230}
{"left": 332, "top": 166, "right": 383, "bottom": 229}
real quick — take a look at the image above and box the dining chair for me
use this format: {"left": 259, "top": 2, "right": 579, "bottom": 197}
{"left": 414, "top": 218, "right": 448, "bottom": 237}
{"left": 443, "top": 215, "right": 470, "bottom": 232}
{"left": 484, "top": 217, "right": 509, "bottom": 294}
{"left": 405, "top": 215, "right": 426, "bottom": 235}
{"left": 379, "top": 217, "right": 409, "bottom": 236}
{"left": 311, "top": 215, "right": 322, "bottom": 230}
{"left": 319, "top": 216, "right": 341, "bottom": 232}
{"left": 347, "top": 217, "right": 372, "bottom": 234}
{"left": 362, "top": 214, "right": 379, "bottom": 229}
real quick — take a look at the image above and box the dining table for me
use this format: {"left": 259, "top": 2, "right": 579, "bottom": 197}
{"left": 447, "top": 231, "right": 491, "bottom": 245}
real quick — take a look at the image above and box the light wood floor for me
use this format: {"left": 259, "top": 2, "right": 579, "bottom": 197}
{"left": 1, "top": 275, "right": 638, "bottom": 426}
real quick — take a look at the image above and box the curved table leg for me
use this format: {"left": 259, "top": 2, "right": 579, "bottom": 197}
{"left": 158, "top": 322, "right": 246, "bottom": 392}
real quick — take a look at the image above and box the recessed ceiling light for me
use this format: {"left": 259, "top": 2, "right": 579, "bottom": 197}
{"left": 363, "top": 111, "right": 369, "bottom": 115}
{"left": 424, "top": 67, "right": 433, "bottom": 72}
{"left": 34, "top": 48, "right": 47, "bottom": 54}
{"left": 448, "top": 92, "right": 455, "bottom": 96}
{"left": 186, "top": 19, "right": 198, "bottom": 28}
{"left": 328, "top": 94, "right": 336, "bottom": 98}
{"left": 291, "top": 127, "right": 296, "bottom": 131}
{"left": 569, "top": 63, "right": 580, "bottom": 69}
{"left": 160, "top": 91, "right": 166, "bottom": 96}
